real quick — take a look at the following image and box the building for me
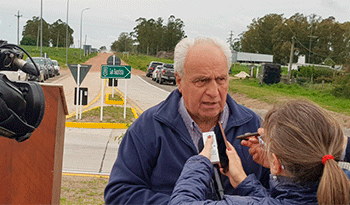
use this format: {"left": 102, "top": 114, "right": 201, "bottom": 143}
{"left": 232, "top": 51, "right": 273, "bottom": 64}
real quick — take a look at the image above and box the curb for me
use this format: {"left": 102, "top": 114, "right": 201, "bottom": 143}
{"left": 105, "top": 93, "right": 124, "bottom": 105}
{"left": 65, "top": 107, "right": 138, "bottom": 129}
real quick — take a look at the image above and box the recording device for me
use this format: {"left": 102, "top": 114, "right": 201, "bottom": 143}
{"left": 0, "top": 43, "right": 45, "bottom": 142}
{"left": 236, "top": 132, "right": 259, "bottom": 140}
{"left": 214, "top": 123, "right": 229, "bottom": 173}
{"left": 202, "top": 123, "right": 229, "bottom": 172}
{"left": 202, "top": 131, "right": 220, "bottom": 164}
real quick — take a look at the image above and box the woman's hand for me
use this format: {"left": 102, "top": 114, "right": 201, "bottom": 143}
{"left": 199, "top": 136, "right": 213, "bottom": 160}
{"left": 241, "top": 128, "right": 270, "bottom": 168}
{"left": 221, "top": 140, "right": 247, "bottom": 188}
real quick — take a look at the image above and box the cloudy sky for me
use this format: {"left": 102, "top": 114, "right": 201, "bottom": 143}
{"left": 1, "top": 0, "right": 349, "bottom": 49}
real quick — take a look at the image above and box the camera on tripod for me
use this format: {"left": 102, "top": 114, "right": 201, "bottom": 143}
{"left": 0, "top": 42, "right": 45, "bottom": 142}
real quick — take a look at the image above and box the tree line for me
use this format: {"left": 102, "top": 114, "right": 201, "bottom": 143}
{"left": 232, "top": 13, "right": 350, "bottom": 66}
{"left": 111, "top": 15, "right": 186, "bottom": 55}
{"left": 21, "top": 16, "right": 74, "bottom": 48}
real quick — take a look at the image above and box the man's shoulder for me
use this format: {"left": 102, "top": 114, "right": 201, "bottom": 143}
{"left": 130, "top": 90, "right": 181, "bottom": 128}
{"left": 226, "top": 95, "right": 261, "bottom": 121}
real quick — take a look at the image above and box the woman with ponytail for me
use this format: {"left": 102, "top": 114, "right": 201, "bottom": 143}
{"left": 169, "top": 100, "right": 350, "bottom": 204}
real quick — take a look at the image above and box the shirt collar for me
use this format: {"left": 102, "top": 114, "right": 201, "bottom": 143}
{"left": 178, "top": 97, "right": 229, "bottom": 132}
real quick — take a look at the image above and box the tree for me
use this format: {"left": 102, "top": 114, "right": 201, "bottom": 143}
{"left": 239, "top": 13, "right": 350, "bottom": 65}
{"left": 163, "top": 15, "right": 186, "bottom": 52}
{"left": 241, "top": 14, "right": 284, "bottom": 55}
{"left": 132, "top": 15, "right": 186, "bottom": 55}
{"left": 21, "top": 16, "right": 50, "bottom": 46}
{"left": 111, "top": 32, "right": 134, "bottom": 52}
{"left": 21, "top": 16, "right": 74, "bottom": 47}
{"left": 50, "top": 19, "right": 74, "bottom": 47}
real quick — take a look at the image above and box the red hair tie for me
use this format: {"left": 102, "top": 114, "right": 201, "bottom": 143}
{"left": 322, "top": 155, "right": 334, "bottom": 165}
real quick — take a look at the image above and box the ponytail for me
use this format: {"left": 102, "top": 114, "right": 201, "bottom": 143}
{"left": 317, "top": 159, "right": 350, "bottom": 205}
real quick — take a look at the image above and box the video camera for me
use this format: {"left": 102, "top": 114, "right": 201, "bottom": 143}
{"left": 0, "top": 43, "right": 45, "bottom": 142}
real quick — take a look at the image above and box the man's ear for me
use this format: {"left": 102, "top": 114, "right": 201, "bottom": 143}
{"left": 271, "top": 153, "right": 283, "bottom": 175}
{"left": 175, "top": 72, "right": 182, "bottom": 93}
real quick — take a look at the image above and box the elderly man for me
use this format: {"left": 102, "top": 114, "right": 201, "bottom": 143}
{"left": 104, "top": 37, "right": 269, "bottom": 204}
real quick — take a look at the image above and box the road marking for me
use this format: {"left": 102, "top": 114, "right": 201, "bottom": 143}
{"left": 135, "top": 75, "right": 170, "bottom": 94}
{"left": 63, "top": 172, "right": 109, "bottom": 178}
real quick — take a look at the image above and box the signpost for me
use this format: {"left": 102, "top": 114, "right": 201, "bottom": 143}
{"left": 100, "top": 56, "right": 131, "bottom": 121}
{"left": 101, "top": 65, "right": 131, "bottom": 79}
{"left": 68, "top": 64, "right": 92, "bottom": 120}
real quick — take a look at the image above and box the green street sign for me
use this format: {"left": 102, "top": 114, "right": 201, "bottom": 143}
{"left": 101, "top": 65, "right": 131, "bottom": 79}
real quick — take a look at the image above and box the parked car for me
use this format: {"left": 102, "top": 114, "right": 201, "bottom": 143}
{"left": 45, "top": 58, "right": 55, "bottom": 77}
{"left": 30, "top": 57, "right": 49, "bottom": 80}
{"left": 156, "top": 63, "right": 176, "bottom": 85}
{"left": 25, "top": 59, "right": 45, "bottom": 82}
{"left": 146, "top": 61, "right": 163, "bottom": 77}
{"left": 52, "top": 60, "right": 60, "bottom": 76}
{"left": 152, "top": 65, "right": 163, "bottom": 81}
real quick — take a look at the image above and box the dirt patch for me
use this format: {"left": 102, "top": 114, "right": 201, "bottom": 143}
{"left": 229, "top": 91, "right": 350, "bottom": 129}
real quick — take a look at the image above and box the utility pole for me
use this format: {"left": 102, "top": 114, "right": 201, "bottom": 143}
{"left": 308, "top": 35, "right": 317, "bottom": 64}
{"left": 66, "top": 0, "right": 69, "bottom": 65}
{"left": 15, "top": 10, "right": 22, "bottom": 45}
{"left": 288, "top": 36, "right": 295, "bottom": 83}
{"left": 40, "top": 0, "right": 43, "bottom": 57}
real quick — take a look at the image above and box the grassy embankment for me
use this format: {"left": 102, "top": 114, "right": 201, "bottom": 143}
{"left": 21, "top": 45, "right": 97, "bottom": 69}
{"left": 120, "top": 53, "right": 350, "bottom": 117}
{"left": 119, "top": 53, "right": 173, "bottom": 72}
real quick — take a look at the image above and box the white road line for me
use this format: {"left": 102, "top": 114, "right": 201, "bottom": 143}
{"left": 135, "top": 75, "right": 170, "bottom": 94}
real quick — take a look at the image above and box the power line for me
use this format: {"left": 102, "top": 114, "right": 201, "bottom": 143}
{"left": 283, "top": 21, "right": 328, "bottom": 59}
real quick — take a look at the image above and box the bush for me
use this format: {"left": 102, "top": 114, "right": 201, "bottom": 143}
{"left": 332, "top": 73, "right": 350, "bottom": 99}
{"left": 292, "top": 65, "right": 339, "bottom": 83}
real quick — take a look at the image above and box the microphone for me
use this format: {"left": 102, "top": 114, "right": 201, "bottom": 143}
{"left": 13, "top": 58, "right": 40, "bottom": 76}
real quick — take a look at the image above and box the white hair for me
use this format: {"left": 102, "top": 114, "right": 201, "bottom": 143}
{"left": 174, "top": 37, "right": 232, "bottom": 77}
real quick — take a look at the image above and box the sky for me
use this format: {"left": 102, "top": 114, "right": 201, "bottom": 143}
{"left": 1, "top": 0, "right": 349, "bottom": 50}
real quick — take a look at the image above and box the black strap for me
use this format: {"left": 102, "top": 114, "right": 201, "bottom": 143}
{"left": 198, "top": 137, "right": 204, "bottom": 152}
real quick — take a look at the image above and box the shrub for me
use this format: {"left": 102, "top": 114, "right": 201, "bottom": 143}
{"left": 331, "top": 73, "right": 350, "bottom": 99}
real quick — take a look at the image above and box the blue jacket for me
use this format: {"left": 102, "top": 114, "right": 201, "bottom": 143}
{"left": 170, "top": 155, "right": 350, "bottom": 205}
{"left": 104, "top": 89, "right": 270, "bottom": 205}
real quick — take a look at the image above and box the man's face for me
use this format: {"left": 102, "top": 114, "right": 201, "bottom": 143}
{"left": 176, "top": 43, "right": 229, "bottom": 123}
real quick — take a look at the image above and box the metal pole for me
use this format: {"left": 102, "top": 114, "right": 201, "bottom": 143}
{"left": 80, "top": 8, "right": 89, "bottom": 59}
{"left": 124, "top": 80, "right": 127, "bottom": 119}
{"left": 66, "top": 0, "right": 69, "bottom": 65}
{"left": 76, "top": 64, "right": 81, "bottom": 120}
{"left": 79, "top": 89, "right": 83, "bottom": 119}
{"left": 100, "top": 79, "right": 104, "bottom": 121}
{"left": 288, "top": 37, "right": 295, "bottom": 83}
{"left": 40, "top": 0, "right": 43, "bottom": 57}
{"left": 15, "top": 11, "right": 22, "bottom": 45}
{"left": 112, "top": 55, "right": 115, "bottom": 97}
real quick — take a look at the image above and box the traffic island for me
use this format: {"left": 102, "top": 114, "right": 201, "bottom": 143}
{"left": 66, "top": 106, "right": 138, "bottom": 129}
{"left": 105, "top": 93, "right": 124, "bottom": 105}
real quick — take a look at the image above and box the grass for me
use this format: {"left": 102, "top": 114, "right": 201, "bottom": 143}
{"left": 229, "top": 78, "right": 350, "bottom": 116}
{"left": 60, "top": 175, "right": 108, "bottom": 205}
{"left": 108, "top": 94, "right": 123, "bottom": 101}
{"left": 66, "top": 106, "right": 136, "bottom": 124}
{"left": 21, "top": 45, "right": 98, "bottom": 68}
{"left": 118, "top": 53, "right": 173, "bottom": 72}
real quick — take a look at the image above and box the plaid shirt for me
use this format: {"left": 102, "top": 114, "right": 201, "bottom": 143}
{"left": 178, "top": 97, "right": 229, "bottom": 152}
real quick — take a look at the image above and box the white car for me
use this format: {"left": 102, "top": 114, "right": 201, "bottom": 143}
{"left": 51, "top": 60, "right": 60, "bottom": 76}
{"left": 152, "top": 65, "right": 163, "bottom": 81}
